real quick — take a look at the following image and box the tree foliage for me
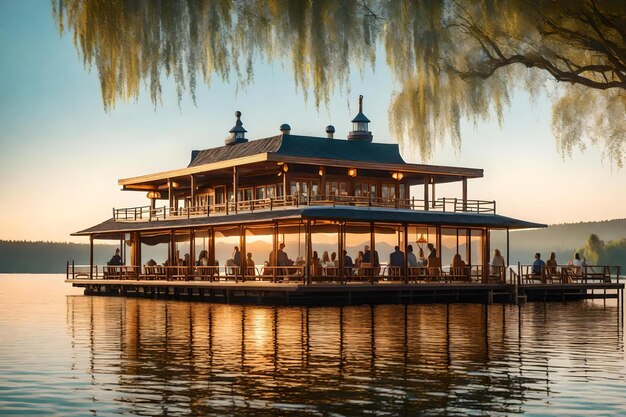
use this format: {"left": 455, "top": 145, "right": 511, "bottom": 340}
{"left": 53, "top": 0, "right": 626, "bottom": 165}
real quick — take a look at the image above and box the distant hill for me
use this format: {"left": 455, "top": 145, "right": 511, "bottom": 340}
{"left": 2, "top": 218, "right": 625, "bottom": 273}
{"left": 492, "top": 218, "right": 626, "bottom": 267}
{"left": 0, "top": 240, "right": 118, "bottom": 273}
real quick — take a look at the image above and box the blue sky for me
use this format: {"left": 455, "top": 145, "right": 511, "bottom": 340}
{"left": 0, "top": 1, "right": 624, "bottom": 242}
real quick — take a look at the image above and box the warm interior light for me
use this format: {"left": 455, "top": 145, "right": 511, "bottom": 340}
{"left": 170, "top": 181, "right": 180, "bottom": 188}
{"left": 146, "top": 191, "right": 162, "bottom": 199}
{"left": 391, "top": 172, "right": 404, "bottom": 180}
{"left": 277, "top": 171, "right": 283, "bottom": 177}
{"left": 416, "top": 234, "right": 427, "bottom": 243}
{"left": 318, "top": 168, "right": 323, "bottom": 176}
{"left": 282, "top": 163, "right": 289, "bottom": 172}
{"left": 348, "top": 168, "right": 357, "bottom": 177}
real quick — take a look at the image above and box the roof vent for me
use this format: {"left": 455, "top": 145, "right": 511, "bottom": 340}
{"left": 280, "top": 123, "right": 291, "bottom": 135}
{"left": 225, "top": 111, "right": 248, "bottom": 146}
{"left": 325, "top": 125, "right": 335, "bottom": 139}
{"left": 347, "top": 95, "right": 373, "bottom": 142}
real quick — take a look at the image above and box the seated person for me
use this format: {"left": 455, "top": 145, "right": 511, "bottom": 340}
{"left": 531, "top": 253, "right": 545, "bottom": 276}
{"left": 389, "top": 246, "right": 405, "bottom": 276}
{"left": 108, "top": 249, "right": 122, "bottom": 266}
{"left": 451, "top": 253, "right": 466, "bottom": 275}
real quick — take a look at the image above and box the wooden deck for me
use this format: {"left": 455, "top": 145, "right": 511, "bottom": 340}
{"left": 66, "top": 277, "right": 624, "bottom": 306}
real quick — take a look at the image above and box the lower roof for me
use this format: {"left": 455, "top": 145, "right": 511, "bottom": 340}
{"left": 73, "top": 207, "right": 545, "bottom": 238}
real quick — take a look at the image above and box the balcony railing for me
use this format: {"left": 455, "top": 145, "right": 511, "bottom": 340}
{"left": 113, "top": 195, "right": 496, "bottom": 222}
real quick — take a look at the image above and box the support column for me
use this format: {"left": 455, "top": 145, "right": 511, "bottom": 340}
{"left": 240, "top": 225, "right": 246, "bottom": 282}
{"left": 89, "top": 235, "right": 94, "bottom": 280}
{"left": 168, "top": 179, "right": 174, "bottom": 211}
{"left": 232, "top": 167, "right": 238, "bottom": 214}
{"left": 482, "top": 228, "right": 490, "bottom": 284}
{"left": 403, "top": 224, "right": 409, "bottom": 284}
{"left": 506, "top": 228, "right": 510, "bottom": 267}
{"left": 208, "top": 228, "right": 215, "bottom": 266}
{"left": 423, "top": 176, "right": 429, "bottom": 211}
{"left": 370, "top": 222, "right": 376, "bottom": 284}
{"left": 190, "top": 175, "right": 196, "bottom": 212}
{"left": 189, "top": 228, "right": 195, "bottom": 269}
{"left": 319, "top": 167, "right": 326, "bottom": 198}
{"left": 273, "top": 223, "right": 279, "bottom": 282}
{"left": 462, "top": 177, "right": 468, "bottom": 212}
{"left": 431, "top": 181, "right": 436, "bottom": 209}
{"left": 338, "top": 223, "right": 345, "bottom": 284}
{"left": 305, "top": 220, "right": 312, "bottom": 284}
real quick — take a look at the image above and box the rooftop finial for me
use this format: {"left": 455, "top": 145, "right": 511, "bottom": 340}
{"left": 348, "top": 95, "right": 372, "bottom": 142}
{"left": 226, "top": 110, "right": 248, "bottom": 145}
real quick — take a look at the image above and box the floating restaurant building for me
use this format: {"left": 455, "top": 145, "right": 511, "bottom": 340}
{"left": 67, "top": 97, "right": 622, "bottom": 305}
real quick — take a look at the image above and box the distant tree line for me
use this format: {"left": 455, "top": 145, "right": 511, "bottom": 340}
{"left": 582, "top": 234, "right": 626, "bottom": 270}
{"left": 0, "top": 240, "right": 116, "bottom": 273}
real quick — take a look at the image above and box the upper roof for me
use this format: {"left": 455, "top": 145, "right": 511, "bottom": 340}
{"left": 189, "top": 134, "right": 406, "bottom": 167}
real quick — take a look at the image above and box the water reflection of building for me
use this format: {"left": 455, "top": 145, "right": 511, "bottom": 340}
{"left": 68, "top": 97, "right": 546, "bottom": 303}
{"left": 66, "top": 296, "right": 626, "bottom": 415}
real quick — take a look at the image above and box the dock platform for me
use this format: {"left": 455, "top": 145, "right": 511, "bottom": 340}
{"left": 66, "top": 278, "right": 624, "bottom": 306}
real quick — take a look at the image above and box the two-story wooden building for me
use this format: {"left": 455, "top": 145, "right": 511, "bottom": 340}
{"left": 68, "top": 97, "right": 570, "bottom": 304}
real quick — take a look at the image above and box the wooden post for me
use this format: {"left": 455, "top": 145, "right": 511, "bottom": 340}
{"left": 273, "top": 223, "right": 279, "bottom": 283}
{"left": 89, "top": 235, "right": 94, "bottom": 280}
{"left": 232, "top": 167, "right": 238, "bottom": 214}
{"left": 240, "top": 225, "right": 246, "bottom": 282}
{"left": 208, "top": 228, "right": 215, "bottom": 269}
{"left": 403, "top": 223, "right": 409, "bottom": 284}
{"left": 190, "top": 175, "right": 195, "bottom": 214}
{"left": 189, "top": 228, "right": 195, "bottom": 278}
{"left": 338, "top": 222, "right": 345, "bottom": 284}
{"left": 370, "top": 222, "right": 376, "bottom": 284}
{"left": 431, "top": 181, "right": 436, "bottom": 209}
{"left": 168, "top": 179, "right": 173, "bottom": 211}
{"left": 506, "top": 228, "right": 510, "bottom": 267}
{"left": 305, "top": 220, "right": 312, "bottom": 285}
{"left": 482, "top": 228, "right": 490, "bottom": 284}
{"left": 423, "top": 175, "right": 429, "bottom": 211}
{"left": 320, "top": 167, "right": 326, "bottom": 198}
{"left": 462, "top": 177, "right": 468, "bottom": 212}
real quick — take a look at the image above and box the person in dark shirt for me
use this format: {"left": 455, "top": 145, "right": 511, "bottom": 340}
{"left": 426, "top": 243, "right": 437, "bottom": 260}
{"left": 233, "top": 246, "right": 241, "bottom": 266}
{"left": 108, "top": 248, "right": 122, "bottom": 265}
{"left": 532, "top": 252, "right": 545, "bottom": 275}
{"left": 389, "top": 245, "right": 405, "bottom": 277}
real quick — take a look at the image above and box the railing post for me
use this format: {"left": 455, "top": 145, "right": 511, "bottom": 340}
{"left": 270, "top": 198, "right": 273, "bottom": 211}
{"left": 112, "top": 208, "right": 116, "bottom": 221}
{"left": 493, "top": 200, "right": 496, "bottom": 214}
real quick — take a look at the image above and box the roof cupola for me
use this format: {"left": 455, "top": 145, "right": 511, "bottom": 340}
{"left": 348, "top": 95, "right": 373, "bottom": 142}
{"left": 280, "top": 123, "right": 291, "bottom": 135}
{"left": 225, "top": 111, "right": 248, "bottom": 145}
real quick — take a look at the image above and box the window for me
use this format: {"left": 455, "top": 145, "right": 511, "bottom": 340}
{"left": 381, "top": 183, "right": 396, "bottom": 202}
{"left": 326, "top": 181, "right": 347, "bottom": 197}
{"left": 356, "top": 181, "right": 377, "bottom": 198}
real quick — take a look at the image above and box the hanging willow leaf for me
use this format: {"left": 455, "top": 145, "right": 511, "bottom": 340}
{"left": 53, "top": 0, "right": 626, "bottom": 167}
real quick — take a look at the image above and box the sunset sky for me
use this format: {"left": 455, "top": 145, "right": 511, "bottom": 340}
{"left": 1, "top": 2, "right": 624, "bottom": 243}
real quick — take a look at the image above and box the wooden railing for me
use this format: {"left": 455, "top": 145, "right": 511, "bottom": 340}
{"left": 66, "top": 262, "right": 512, "bottom": 285}
{"left": 518, "top": 264, "right": 621, "bottom": 284}
{"left": 113, "top": 195, "right": 497, "bottom": 222}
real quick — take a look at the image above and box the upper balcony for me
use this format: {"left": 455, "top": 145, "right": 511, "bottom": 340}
{"left": 113, "top": 194, "right": 496, "bottom": 222}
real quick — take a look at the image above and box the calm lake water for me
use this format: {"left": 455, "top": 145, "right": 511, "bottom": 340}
{"left": 0, "top": 274, "right": 624, "bottom": 416}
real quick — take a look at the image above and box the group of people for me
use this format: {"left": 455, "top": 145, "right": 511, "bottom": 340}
{"left": 531, "top": 251, "right": 587, "bottom": 281}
